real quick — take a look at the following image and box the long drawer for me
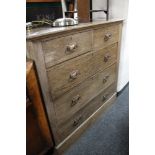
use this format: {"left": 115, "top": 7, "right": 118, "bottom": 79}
{"left": 56, "top": 83, "right": 116, "bottom": 141}
{"left": 47, "top": 44, "right": 118, "bottom": 99}
{"left": 94, "top": 24, "right": 119, "bottom": 50}
{"left": 54, "top": 64, "right": 117, "bottom": 125}
{"left": 42, "top": 30, "right": 93, "bottom": 68}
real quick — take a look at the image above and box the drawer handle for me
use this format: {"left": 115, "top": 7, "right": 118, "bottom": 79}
{"left": 71, "top": 94, "right": 81, "bottom": 107}
{"left": 104, "top": 54, "right": 111, "bottom": 62}
{"left": 103, "top": 75, "right": 110, "bottom": 84}
{"left": 104, "top": 33, "right": 112, "bottom": 41}
{"left": 102, "top": 94, "right": 108, "bottom": 102}
{"left": 73, "top": 115, "right": 82, "bottom": 127}
{"left": 66, "top": 43, "right": 78, "bottom": 53}
{"left": 70, "top": 70, "right": 79, "bottom": 80}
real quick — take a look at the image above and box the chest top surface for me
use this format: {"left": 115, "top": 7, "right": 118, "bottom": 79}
{"left": 26, "top": 19, "right": 123, "bottom": 40}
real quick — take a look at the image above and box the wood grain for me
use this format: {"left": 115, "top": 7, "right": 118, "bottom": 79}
{"left": 26, "top": 20, "right": 123, "bottom": 149}
{"left": 54, "top": 64, "right": 117, "bottom": 125}
{"left": 56, "top": 83, "right": 116, "bottom": 141}
{"left": 115, "top": 23, "right": 123, "bottom": 89}
{"left": 55, "top": 93, "right": 117, "bottom": 154}
{"left": 42, "top": 30, "right": 93, "bottom": 68}
{"left": 47, "top": 43, "right": 117, "bottom": 99}
{"left": 26, "top": 41, "right": 61, "bottom": 144}
{"left": 94, "top": 24, "right": 119, "bottom": 50}
{"left": 26, "top": 19, "right": 123, "bottom": 40}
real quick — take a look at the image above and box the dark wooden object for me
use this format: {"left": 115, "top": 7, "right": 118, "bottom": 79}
{"left": 77, "top": 0, "right": 90, "bottom": 22}
{"left": 69, "top": 0, "right": 109, "bottom": 22}
{"left": 26, "top": 0, "right": 60, "bottom": 2}
{"left": 26, "top": 61, "right": 54, "bottom": 155}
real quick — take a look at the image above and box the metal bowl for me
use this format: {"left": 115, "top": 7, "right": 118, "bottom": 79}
{"left": 52, "top": 18, "right": 78, "bottom": 27}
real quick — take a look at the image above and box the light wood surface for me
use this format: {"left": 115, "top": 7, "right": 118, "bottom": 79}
{"left": 47, "top": 43, "right": 117, "bottom": 99}
{"left": 55, "top": 93, "right": 116, "bottom": 154}
{"left": 56, "top": 83, "right": 116, "bottom": 141}
{"left": 94, "top": 24, "right": 119, "bottom": 50}
{"left": 26, "top": 19, "right": 123, "bottom": 40}
{"left": 54, "top": 64, "right": 117, "bottom": 126}
{"left": 42, "top": 30, "right": 93, "bottom": 67}
{"left": 27, "top": 41, "right": 61, "bottom": 144}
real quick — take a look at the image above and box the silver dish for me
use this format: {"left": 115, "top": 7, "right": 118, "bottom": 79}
{"left": 52, "top": 18, "right": 78, "bottom": 27}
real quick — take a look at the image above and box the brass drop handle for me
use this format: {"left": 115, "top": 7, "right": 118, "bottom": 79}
{"left": 71, "top": 94, "right": 81, "bottom": 107}
{"left": 104, "top": 33, "right": 112, "bottom": 41}
{"left": 102, "top": 94, "right": 108, "bottom": 102}
{"left": 66, "top": 43, "right": 78, "bottom": 53}
{"left": 70, "top": 70, "right": 79, "bottom": 80}
{"left": 103, "top": 75, "right": 110, "bottom": 84}
{"left": 104, "top": 54, "right": 111, "bottom": 62}
{"left": 73, "top": 115, "right": 82, "bottom": 127}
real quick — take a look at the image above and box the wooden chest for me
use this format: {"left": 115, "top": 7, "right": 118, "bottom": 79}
{"left": 26, "top": 19, "right": 123, "bottom": 154}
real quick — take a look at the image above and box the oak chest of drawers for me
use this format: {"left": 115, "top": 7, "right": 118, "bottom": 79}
{"left": 26, "top": 19, "right": 123, "bottom": 154}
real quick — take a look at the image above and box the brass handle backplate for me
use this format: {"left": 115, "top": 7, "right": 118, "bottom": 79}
{"left": 102, "top": 94, "right": 108, "bottom": 102}
{"left": 104, "top": 54, "right": 111, "bottom": 62}
{"left": 66, "top": 43, "right": 78, "bottom": 53}
{"left": 104, "top": 33, "right": 112, "bottom": 41}
{"left": 71, "top": 94, "right": 81, "bottom": 107}
{"left": 70, "top": 70, "right": 79, "bottom": 80}
{"left": 103, "top": 75, "right": 110, "bottom": 84}
{"left": 73, "top": 115, "right": 82, "bottom": 127}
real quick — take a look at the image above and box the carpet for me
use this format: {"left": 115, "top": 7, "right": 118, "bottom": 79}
{"left": 64, "top": 84, "right": 129, "bottom": 155}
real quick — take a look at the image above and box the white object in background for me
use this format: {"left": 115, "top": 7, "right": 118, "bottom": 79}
{"left": 92, "top": 0, "right": 107, "bottom": 20}
{"left": 117, "top": 19, "right": 129, "bottom": 91}
{"left": 61, "top": 0, "right": 66, "bottom": 18}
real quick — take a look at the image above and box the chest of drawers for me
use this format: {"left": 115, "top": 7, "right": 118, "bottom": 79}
{"left": 26, "top": 19, "right": 123, "bottom": 154}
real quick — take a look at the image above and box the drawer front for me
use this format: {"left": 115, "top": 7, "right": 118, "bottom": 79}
{"left": 94, "top": 24, "right": 119, "bottom": 50}
{"left": 57, "top": 83, "right": 116, "bottom": 141}
{"left": 54, "top": 64, "right": 117, "bottom": 124}
{"left": 42, "top": 30, "right": 93, "bottom": 68}
{"left": 47, "top": 44, "right": 118, "bottom": 99}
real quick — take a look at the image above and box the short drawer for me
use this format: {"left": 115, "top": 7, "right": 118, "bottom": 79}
{"left": 42, "top": 30, "right": 93, "bottom": 68}
{"left": 54, "top": 64, "right": 117, "bottom": 124}
{"left": 94, "top": 24, "right": 119, "bottom": 50}
{"left": 56, "top": 83, "right": 116, "bottom": 141}
{"left": 47, "top": 44, "right": 118, "bottom": 99}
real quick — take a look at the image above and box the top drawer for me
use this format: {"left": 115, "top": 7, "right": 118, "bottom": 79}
{"left": 94, "top": 24, "right": 119, "bottom": 50}
{"left": 41, "top": 30, "right": 93, "bottom": 68}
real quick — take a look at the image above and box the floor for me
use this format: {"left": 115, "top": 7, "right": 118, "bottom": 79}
{"left": 64, "top": 84, "right": 129, "bottom": 155}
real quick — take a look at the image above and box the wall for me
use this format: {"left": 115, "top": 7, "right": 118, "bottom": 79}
{"left": 92, "top": 0, "right": 129, "bottom": 92}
